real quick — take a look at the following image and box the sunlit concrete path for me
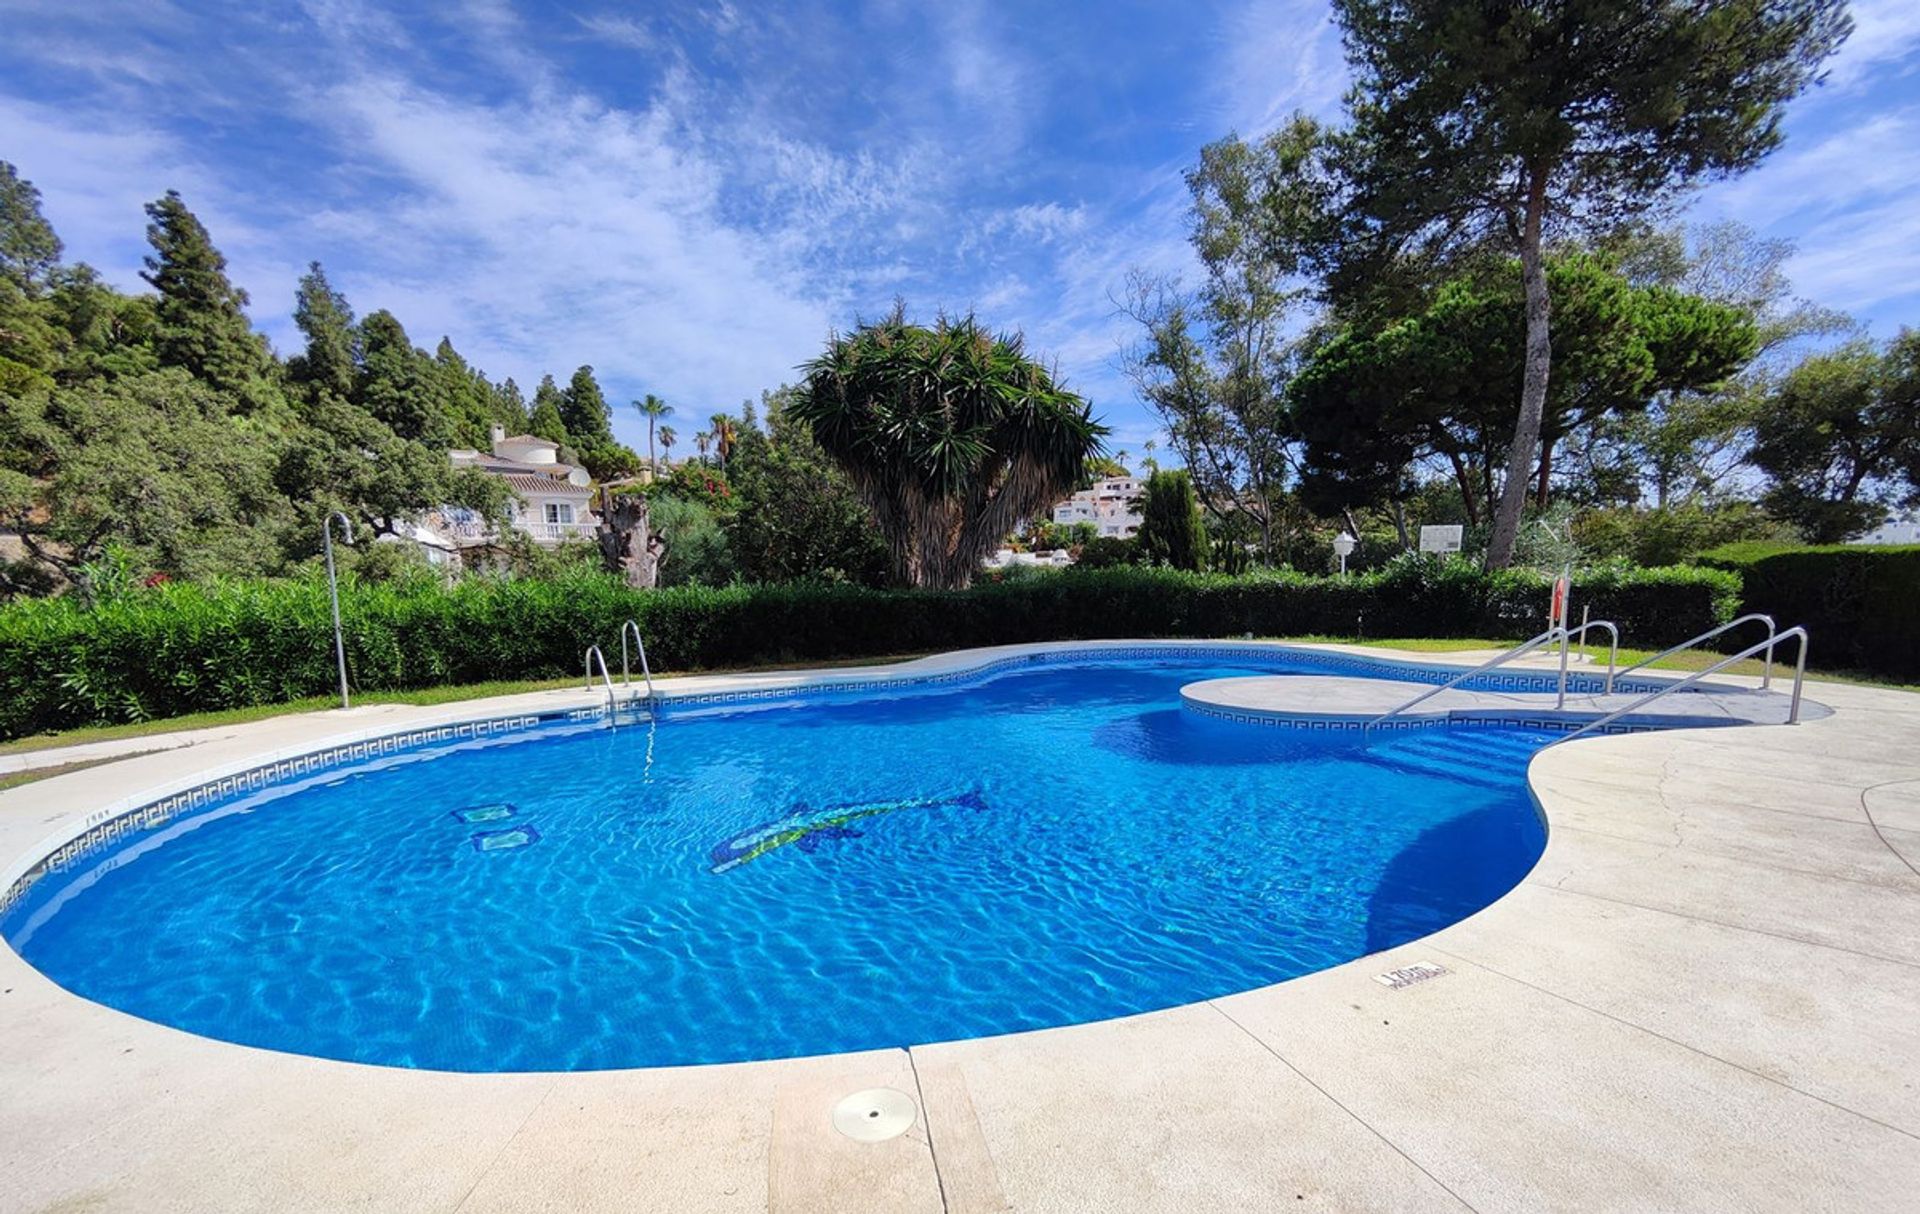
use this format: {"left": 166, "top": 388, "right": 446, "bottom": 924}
{"left": 1, "top": 642, "right": 1916, "bottom": 1212}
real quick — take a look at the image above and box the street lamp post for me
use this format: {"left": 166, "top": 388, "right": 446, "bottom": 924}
{"left": 1333, "top": 531, "right": 1356, "bottom": 576}
{"left": 322, "top": 512, "right": 354, "bottom": 709}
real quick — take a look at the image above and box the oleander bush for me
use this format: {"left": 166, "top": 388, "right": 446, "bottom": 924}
{"left": 1696, "top": 542, "right": 1920, "bottom": 678}
{"left": 0, "top": 559, "right": 1738, "bottom": 739}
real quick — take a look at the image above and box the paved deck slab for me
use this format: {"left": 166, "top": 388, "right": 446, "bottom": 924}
{"left": 1, "top": 639, "right": 1916, "bottom": 1212}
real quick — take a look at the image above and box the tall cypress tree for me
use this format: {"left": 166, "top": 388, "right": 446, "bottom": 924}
{"left": 140, "top": 190, "right": 271, "bottom": 395}
{"left": 1136, "top": 469, "right": 1210, "bottom": 571}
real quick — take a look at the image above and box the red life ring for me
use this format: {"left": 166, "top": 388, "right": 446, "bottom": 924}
{"left": 1550, "top": 577, "right": 1569, "bottom": 627}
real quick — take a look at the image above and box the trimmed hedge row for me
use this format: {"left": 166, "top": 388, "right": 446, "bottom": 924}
{"left": 0, "top": 560, "right": 1738, "bottom": 739}
{"left": 1696, "top": 542, "right": 1920, "bottom": 678}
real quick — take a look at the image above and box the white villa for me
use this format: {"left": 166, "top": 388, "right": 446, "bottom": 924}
{"left": 438, "top": 425, "right": 598, "bottom": 551}
{"left": 1051, "top": 476, "right": 1143, "bottom": 538}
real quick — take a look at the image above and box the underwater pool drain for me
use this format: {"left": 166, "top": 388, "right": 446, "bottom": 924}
{"left": 831, "top": 1088, "right": 917, "bottom": 1142}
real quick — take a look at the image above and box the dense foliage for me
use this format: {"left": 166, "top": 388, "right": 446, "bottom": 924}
{"left": 1696, "top": 542, "right": 1920, "bottom": 678}
{"left": 0, "top": 162, "right": 640, "bottom": 596}
{"left": 0, "top": 560, "right": 1736, "bottom": 739}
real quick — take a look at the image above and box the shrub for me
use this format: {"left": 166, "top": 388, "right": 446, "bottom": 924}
{"left": 1696, "top": 542, "right": 1920, "bottom": 677}
{"left": 1073, "top": 536, "right": 1138, "bottom": 569}
{"left": 0, "top": 561, "right": 1736, "bottom": 739}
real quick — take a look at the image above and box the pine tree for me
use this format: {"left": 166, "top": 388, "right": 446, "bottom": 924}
{"left": 287, "top": 262, "right": 357, "bottom": 403}
{"left": 0, "top": 161, "right": 63, "bottom": 293}
{"left": 140, "top": 190, "right": 271, "bottom": 396}
{"left": 494, "top": 377, "right": 528, "bottom": 432}
{"left": 355, "top": 310, "right": 453, "bottom": 446}
{"left": 560, "top": 364, "right": 612, "bottom": 444}
{"left": 528, "top": 375, "right": 569, "bottom": 444}
{"left": 433, "top": 337, "right": 498, "bottom": 448}
{"left": 1334, "top": 0, "right": 1850, "bottom": 567}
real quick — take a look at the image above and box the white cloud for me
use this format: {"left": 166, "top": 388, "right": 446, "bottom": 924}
{"left": 1698, "top": 108, "right": 1920, "bottom": 321}
{"left": 1828, "top": 0, "right": 1920, "bottom": 89}
{"left": 577, "top": 13, "right": 654, "bottom": 52}
{"left": 1213, "top": 0, "right": 1348, "bottom": 135}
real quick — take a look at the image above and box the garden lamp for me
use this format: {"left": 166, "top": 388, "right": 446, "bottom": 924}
{"left": 1333, "top": 531, "right": 1356, "bottom": 576}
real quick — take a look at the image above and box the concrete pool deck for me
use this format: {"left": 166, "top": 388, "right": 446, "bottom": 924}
{"left": 1, "top": 640, "right": 1917, "bottom": 1212}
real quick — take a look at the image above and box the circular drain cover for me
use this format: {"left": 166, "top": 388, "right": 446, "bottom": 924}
{"left": 831, "top": 1087, "right": 918, "bottom": 1142}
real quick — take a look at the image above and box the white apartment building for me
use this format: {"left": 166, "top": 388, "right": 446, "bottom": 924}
{"left": 1052, "top": 477, "right": 1143, "bottom": 538}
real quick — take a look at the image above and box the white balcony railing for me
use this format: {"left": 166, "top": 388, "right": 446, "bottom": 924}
{"left": 431, "top": 517, "right": 597, "bottom": 546}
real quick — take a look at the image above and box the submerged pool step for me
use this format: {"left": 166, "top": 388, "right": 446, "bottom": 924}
{"left": 1366, "top": 732, "right": 1536, "bottom": 790}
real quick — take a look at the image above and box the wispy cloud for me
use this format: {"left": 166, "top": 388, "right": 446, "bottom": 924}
{"left": 4, "top": 0, "right": 1914, "bottom": 458}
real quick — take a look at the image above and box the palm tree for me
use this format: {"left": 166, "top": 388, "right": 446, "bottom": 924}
{"left": 1115, "top": 449, "right": 1131, "bottom": 476}
{"left": 707, "top": 413, "right": 737, "bottom": 469}
{"left": 658, "top": 425, "right": 677, "bottom": 468}
{"left": 789, "top": 309, "right": 1106, "bottom": 589}
{"left": 633, "top": 394, "right": 673, "bottom": 474}
{"left": 1142, "top": 437, "right": 1158, "bottom": 473}
{"left": 693, "top": 431, "right": 711, "bottom": 464}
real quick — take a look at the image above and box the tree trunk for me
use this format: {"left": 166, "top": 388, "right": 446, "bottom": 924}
{"left": 1391, "top": 498, "right": 1410, "bottom": 551}
{"left": 1534, "top": 434, "right": 1555, "bottom": 510}
{"left": 595, "top": 488, "right": 666, "bottom": 589}
{"left": 1446, "top": 450, "right": 1481, "bottom": 527}
{"left": 1486, "top": 170, "right": 1552, "bottom": 570}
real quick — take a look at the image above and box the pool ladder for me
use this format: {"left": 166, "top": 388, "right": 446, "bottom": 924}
{"left": 1364, "top": 621, "right": 1619, "bottom": 735}
{"left": 584, "top": 645, "right": 619, "bottom": 726}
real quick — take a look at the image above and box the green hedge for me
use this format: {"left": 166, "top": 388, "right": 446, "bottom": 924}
{"left": 0, "top": 560, "right": 1737, "bottom": 739}
{"left": 1696, "top": 542, "right": 1920, "bottom": 678}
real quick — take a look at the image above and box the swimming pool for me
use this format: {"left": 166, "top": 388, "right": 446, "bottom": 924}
{"left": 2, "top": 650, "right": 1554, "bottom": 1072}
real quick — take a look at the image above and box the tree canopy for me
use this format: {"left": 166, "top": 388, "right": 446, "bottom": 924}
{"left": 1293, "top": 251, "right": 1756, "bottom": 523}
{"left": 791, "top": 310, "right": 1107, "bottom": 589}
{"left": 1332, "top": 0, "right": 1850, "bottom": 566}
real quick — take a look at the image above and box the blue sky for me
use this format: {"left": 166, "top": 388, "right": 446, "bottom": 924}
{"left": 2, "top": 0, "right": 1917, "bottom": 457}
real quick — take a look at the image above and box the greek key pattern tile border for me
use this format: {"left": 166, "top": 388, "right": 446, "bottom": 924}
{"left": 0, "top": 713, "right": 545, "bottom": 918}
{"left": 1181, "top": 697, "right": 1709, "bottom": 736}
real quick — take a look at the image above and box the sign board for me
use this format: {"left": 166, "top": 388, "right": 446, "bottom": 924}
{"left": 1375, "top": 961, "right": 1449, "bottom": 990}
{"left": 1418, "top": 525, "right": 1464, "bottom": 555}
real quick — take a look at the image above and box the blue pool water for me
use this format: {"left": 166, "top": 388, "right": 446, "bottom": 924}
{"left": 3, "top": 655, "right": 1551, "bottom": 1071}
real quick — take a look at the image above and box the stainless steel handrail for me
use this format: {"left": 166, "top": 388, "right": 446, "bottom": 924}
{"left": 1552, "top": 626, "right": 1809, "bottom": 746}
{"left": 1617, "top": 613, "right": 1778, "bottom": 690}
{"left": 1365, "top": 627, "right": 1568, "bottom": 734}
{"left": 1565, "top": 619, "right": 1619, "bottom": 695}
{"left": 619, "top": 619, "right": 654, "bottom": 698}
{"left": 322, "top": 512, "right": 355, "bottom": 710}
{"left": 584, "top": 644, "right": 618, "bottom": 724}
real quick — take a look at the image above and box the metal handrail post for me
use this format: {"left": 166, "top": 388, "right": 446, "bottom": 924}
{"left": 1618, "top": 614, "right": 1777, "bottom": 689}
{"left": 1366, "top": 626, "right": 1567, "bottom": 734}
{"left": 619, "top": 619, "right": 654, "bottom": 698}
{"left": 1566, "top": 620, "right": 1620, "bottom": 695}
{"left": 1554, "top": 626, "right": 1809, "bottom": 746}
{"left": 584, "top": 645, "right": 618, "bottom": 724}
{"left": 322, "top": 512, "right": 354, "bottom": 710}
{"left": 1557, "top": 627, "right": 1571, "bottom": 710}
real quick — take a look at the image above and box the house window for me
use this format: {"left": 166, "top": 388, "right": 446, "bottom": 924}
{"left": 544, "top": 503, "right": 574, "bottom": 525}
